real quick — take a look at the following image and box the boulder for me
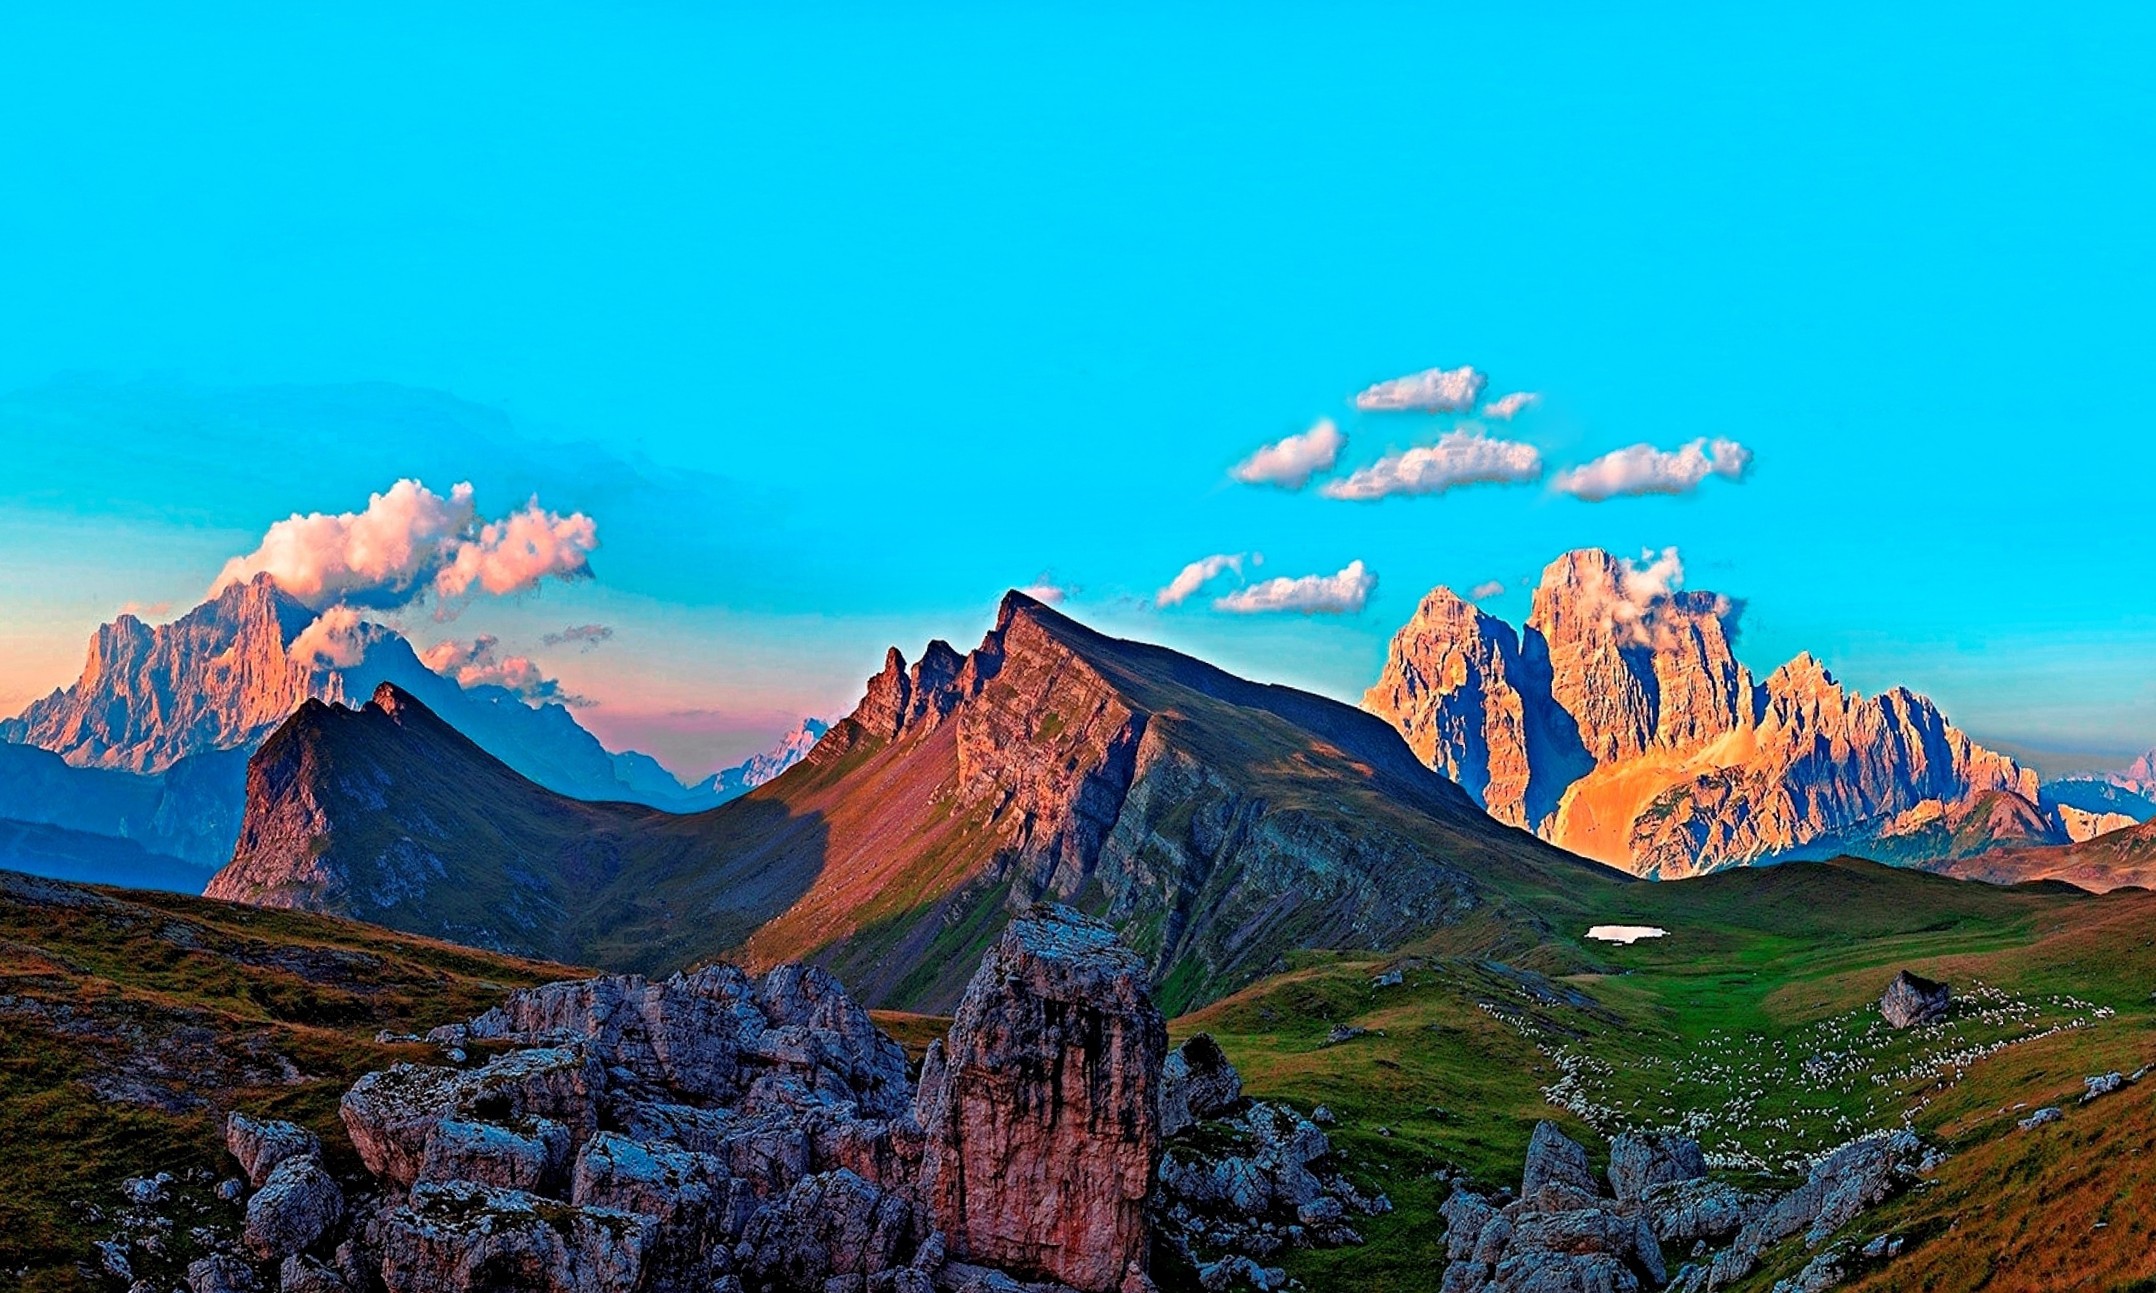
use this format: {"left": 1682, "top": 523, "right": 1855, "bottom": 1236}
{"left": 279, "top": 1254, "right": 352, "bottom": 1293}
{"left": 1608, "top": 1131, "right": 1708, "bottom": 1203}
{"left": 376, "top": 1180, "right": 656, "bottom": 1293}
{"left": 226, "top": 1114, "right": 321, "bottom": 1188}
{"left": 340, "top": 1064, "right": 463, "bottom": 1188}
{"left": 187, "top": 1254, "right": 262, "bottom": 1293}
{"left": 1879, "top": 971, "right": 1951, "bottom": 1029}
{"left": 2018, "top": 1106, "right": 2063, "bottom": 1130}
{"left": 1160, "top": 1034, "right": 1244, "bottom": 1138}
{"left": 1519, "top": 1121, "right": 1598, "bottom": 1199}
{"left": 243, "top": 1155, "right": 345, "bottom": 1260}
{"left": 416, "top": 1118, "right": 571, "bottom": 1194}
{"left": 737, "top": 1168, "right": 918, "bottom": 1287}
{"left": 917, "top": 903, "right": 1167, "bottom": 1293}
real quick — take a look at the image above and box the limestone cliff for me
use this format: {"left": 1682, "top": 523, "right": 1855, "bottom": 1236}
{"left": 1367, "top": 549, "right": 2060, "bottom": 876}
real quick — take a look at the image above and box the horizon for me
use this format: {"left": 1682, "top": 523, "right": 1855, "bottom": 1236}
{"left": 4, "top": 5, "right": 2154, "bottom": 778}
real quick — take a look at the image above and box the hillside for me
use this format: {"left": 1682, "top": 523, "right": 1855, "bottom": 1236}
{"left": 1168, "top": 857, "right": 2156, "bottom": 1291}
{"left": 203, "top": 683, "right": 805, "bottom": 963}
{"left": 212, "top": 592, "right": 1623, "bottom": 1013}
{"left": 0, "top": 868, "right": 572, "bottom": 1292}
{"left": 1932, "top": 814, "right": 2156, "bottom": 892}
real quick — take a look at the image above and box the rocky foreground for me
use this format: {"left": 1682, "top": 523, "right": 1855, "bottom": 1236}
{"left": 166, "top": 904, "right": 1380, "bottom": 1293}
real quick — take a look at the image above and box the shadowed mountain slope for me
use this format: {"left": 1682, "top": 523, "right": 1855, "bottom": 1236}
{"left": 213, "top": 592, "right": 1625, "bottom": 1012}
{"left": 205, "top": 683, "right": 821, "bottom": 963}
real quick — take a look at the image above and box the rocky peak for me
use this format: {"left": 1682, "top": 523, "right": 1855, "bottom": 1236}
{"left": 1369, "top": 548, "right": 2051, "bottom": 875}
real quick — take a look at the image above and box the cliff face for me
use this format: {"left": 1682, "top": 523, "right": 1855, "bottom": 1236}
{"left": 1367, "top": 550, "right": 2058, "bottom": 877}
{"left": 4, "top": 575, "right": 328, "bottom": 773}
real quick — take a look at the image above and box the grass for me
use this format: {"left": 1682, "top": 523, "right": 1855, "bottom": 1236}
{"left": 0, "top": 871, "right": 572, "bottom": 1291}
{"left": 1167, "top": 859, "right": 2156, "bottom": 1292}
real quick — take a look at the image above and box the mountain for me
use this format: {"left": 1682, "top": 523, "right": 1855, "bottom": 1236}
{"left": 0, "top": 575, "right": 722, "bottom": 877}
{"left": 1935, "top": 813, "right": 2156, "bottom": 891}
{"left": 2042, "top": 776, "right": 2156, "bottom": 824}
{"left": 691, "top": 716, "right": 830, "bottom": 801}
{"left": 1365, "top": 549, "right": 2062, "bottom": 877}
{"left": 211, "top": 592, "right": 1621, "bottom": 1012}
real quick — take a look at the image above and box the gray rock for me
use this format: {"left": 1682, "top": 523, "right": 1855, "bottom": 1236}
{"left": 216, "top": 1177, "right": 248, "bottom": 1204}
{"left": 2018, "top": 1106, "right": 2063, "bottom": 1130}
{"left": 187, "top": 1254, "right": 262, "bottom": 1293}
{"left": 1609, "top": 1131, "right": 1707, "bottom": 1203}
{"left": 279, "top": 1253, "right": 351, "bottom": 1293}
{"left": 1519, "top": 1122, "right": 1598, "bottom": 1199}
{"left": 2083, "top": 1072, "right": 2124, "bottom": 1102}
{"left": 226, "top": 1114, "right": 322, "bottom": 1188}
{"left": 1161, "top": 1034, "right": 1245, "bottom": 1138}
{"left": 243, "top": 1155, "right": 345, "bottom": 1260}
{"left": 377, "top": 1179, "right": 656, "bottom": 1293}
{"left": 739, "top": 1168, "right": 917, "bottom": 1288}
{"left": 1879, "top": 971, "right": 1950, "bottom": 1029}
{"left": 416, "top": 1117, "right": 570, "bottom": 1194}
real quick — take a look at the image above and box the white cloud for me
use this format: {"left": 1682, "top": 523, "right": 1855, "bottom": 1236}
{"left": 213, "top": 479, "right": 598, "bottom": 611}
{"left": 1215, "top": 560, "right": 1375, "bottom": 615}
{"left": 1230, "top": 418, "right": 1344, "bottom": 489}
{"left": 433, "top": 499, "right": 600, "bottom": 599}
{"left": 1572, "top": 547, "right": 1739, "bottom": 649}
{"left": 291, "top": 606, "right": 371, "bottom": 668}
{"left": 1017, "top": 579, "right": 1069, "bottom": 605}
{"left": 1319, "top": 429, "right": 1544, "bottom": 501}
{"left": 1469, "top": 580, "right": 1506, "bottom": 600}
{"left": 1480, "top": 392, "right": 1537, "bottom": 421}
{"left": 1155, "top": 553, "right": 1246, "bottom": 608}
{"left": 1354, "top": 365, "right": 1488, "bottom": 413}
{"left": 422, "top": 635, "right": 580, "bottom": 704}
{"left": 1552, "top": 438, "right": 1753, "bottom": 502}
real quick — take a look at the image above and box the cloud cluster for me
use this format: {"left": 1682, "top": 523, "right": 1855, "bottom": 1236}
{"left": 1215, "top": 560, "right": 1374, "bottom": 615}
{"left": 1480, "top": 392, "right": 1537, "bottom": 421}
{"left": 1319, "top": 429, "right": 1543, "bottom": 501}
{"left": 1156, "top": 553, "right": 1248, "bottom": 608}
{"left": 1354, "top": 365, "right": 1488, "bottom": 413}
{"left": 213, "top": 479, "right": 597, "bottom": 612}
{"left": 291, "top": 605, "right": 371, "bottom": 668}
{"left": 1469, "top": 580, "right": 1506, "bottom": 600}
{"left": 1582, "top": 547, "right": 1741, "bottom": 649}
{"left": 1016, "top": 578, "right": 1070, "bottom": 606}
{"left": 542, "top": 623, "right": 615, "bottom": 650}
{"left": 421, "top": 635, "right": 582, "bottom": 705}
{"left": 1230, "top": 418, "right": 1344, "bottom": 490}
{"left": 1552, "top": 438, "right": 1752, "bottom": 502}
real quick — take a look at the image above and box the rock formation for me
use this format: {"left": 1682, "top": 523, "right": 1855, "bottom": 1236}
{"left": 693, "top": 717, "right": 832, "bottom": 800}
{"left": 1878, "top": 971, "right": 1951, "bottom": 1029}
{"left": 1438, "top": 1121, "right": 1934, "bottom": 1293}
{"left": 201, "top": 904, "right": 1374, "bottom": 1293}
{"left": 917, "top": 904, "right": 1167, "bottom": 1291}
{"left": 1366, "top": 549, "right": 2061, "bottom": 877}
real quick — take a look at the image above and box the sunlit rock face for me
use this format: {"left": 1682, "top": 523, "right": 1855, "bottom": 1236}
{"left": 1367, "top": 549, "right": 2057, "bottom": 876}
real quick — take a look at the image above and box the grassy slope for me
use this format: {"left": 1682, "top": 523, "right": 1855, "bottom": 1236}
{"left": 1169, "top": 859, "right": 2156, "bottom": 1292}
{"left": 0, "top": 869, "right": 572, "bottom": 1291}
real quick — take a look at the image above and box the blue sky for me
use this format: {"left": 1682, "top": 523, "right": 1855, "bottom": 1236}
{"left": 2, "top": 3, "right": 2152, "bottom": 776}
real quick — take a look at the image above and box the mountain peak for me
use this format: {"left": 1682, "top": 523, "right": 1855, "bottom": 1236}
{"left": 1369, "top": 554, "right": 2041, "bottom": 875}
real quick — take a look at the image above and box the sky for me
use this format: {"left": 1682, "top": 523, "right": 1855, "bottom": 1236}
{"left": 2, "top": 3, "right": 2152, "bottom": 778}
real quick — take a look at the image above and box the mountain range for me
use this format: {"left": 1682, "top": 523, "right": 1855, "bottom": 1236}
{"left": 206, "top": 590, "right": 1619, "bottom": 1013}
{"left": 1363, "top": 549, "right": 2141, "bottom": 878}
{"left": 0, "top": 574, "right": 823, "bottom": 887}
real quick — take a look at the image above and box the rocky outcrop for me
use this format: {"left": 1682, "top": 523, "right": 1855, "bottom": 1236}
{"left": 1438, "top": 1122, "right": 1935, "bottom": 1293}
{"left": 213, "top": 903, "right": 1245, "bottom": 1293}
{"left": 918, "top": 904, "right": 1167, "bottom": 1292}
{"left": 1367, "top": 549, "right": 2057, "bottom": 876}
{"left": 1160, "top": 1034, "right": 1244, "bottom": 1138}
{"left": 1155, "top": 1098, "right": 1392, "bottom": 1271}
{"left": 1879, "top": 971, "right": 1951, "bottom": 1029}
